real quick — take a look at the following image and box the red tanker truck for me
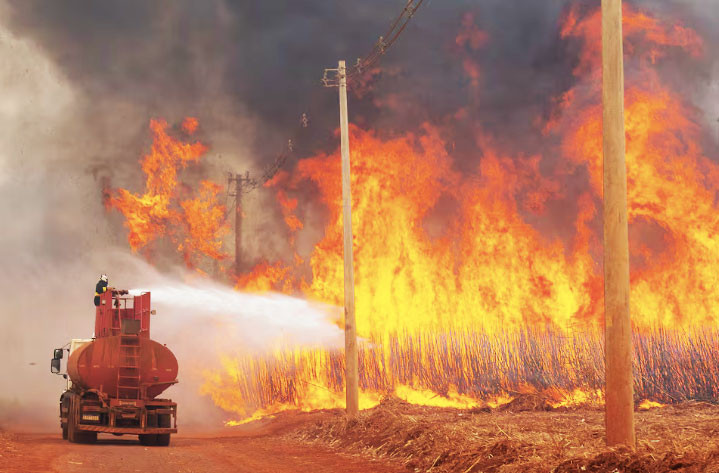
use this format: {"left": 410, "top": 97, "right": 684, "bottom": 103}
{"left": 50, "top": 289, "right": 178, "bottom": 446}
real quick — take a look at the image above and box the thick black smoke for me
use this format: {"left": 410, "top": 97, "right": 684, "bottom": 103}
{"left": 0, "top": 1, "right": 569, "bottom": 160}
{"left": 4, "top": 1, "right": 715, "bottom": 193}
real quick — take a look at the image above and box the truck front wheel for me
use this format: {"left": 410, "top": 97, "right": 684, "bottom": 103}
{"left": 62, "top": 424, "right": 68, "bottom": 440}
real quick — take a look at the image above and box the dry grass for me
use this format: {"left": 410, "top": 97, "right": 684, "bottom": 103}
{"left": 218, "top": 328, "right": 719, "bottom": 414}
{"left": 288, "top": 396, "right": 719, "bottom": 472}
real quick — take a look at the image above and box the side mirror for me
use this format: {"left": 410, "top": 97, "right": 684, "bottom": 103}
{"left": 50, "top": 358, "right": 61, "bottom": 374}
{"left": 53, "top": 348, "right": 64, "bottom": 360}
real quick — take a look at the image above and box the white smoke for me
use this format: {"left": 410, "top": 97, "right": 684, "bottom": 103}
{"left": 0, "top": 248, "right": 344, "bottom": 431}
{"left": 0, "top": 3, "right": 344, "bottom": 431}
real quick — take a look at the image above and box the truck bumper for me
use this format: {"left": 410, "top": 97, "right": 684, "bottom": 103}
{"left": 76, "top": 425, "right": 177, "bottom": 434}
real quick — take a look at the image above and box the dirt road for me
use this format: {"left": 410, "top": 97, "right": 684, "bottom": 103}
{"left": 1, "top": 413, "right": 403, "bottom": 473}
{"left": 6, "top": 399, "right": 719, "bottom": 472}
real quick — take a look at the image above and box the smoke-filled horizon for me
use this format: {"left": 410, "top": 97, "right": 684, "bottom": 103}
{"left": 1, "top": 0, "right": 717, "bottom": 265}
{"left": 1, "top": 0, "right": 718, "bottom": 264}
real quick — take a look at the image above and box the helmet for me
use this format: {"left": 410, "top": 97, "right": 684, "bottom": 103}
{"left": 100, "top": 274, "right": 108, "bottom": 282}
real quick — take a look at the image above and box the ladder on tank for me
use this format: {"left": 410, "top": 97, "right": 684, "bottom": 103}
{"left": 117, "top": 335, "right": 141, "bottom": 399}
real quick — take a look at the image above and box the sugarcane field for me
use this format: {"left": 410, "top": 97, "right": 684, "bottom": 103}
{"left": 2, "top": 1, "right": 719, "bottom": 472}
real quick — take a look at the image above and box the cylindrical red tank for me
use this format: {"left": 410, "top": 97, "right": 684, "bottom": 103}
{"left": 67, "top": 336, "right": 178, "bottom": 399}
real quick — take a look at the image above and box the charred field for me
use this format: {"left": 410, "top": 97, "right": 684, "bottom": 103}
{"left": 281, "top": 397, "right": 719, "bottom": 473}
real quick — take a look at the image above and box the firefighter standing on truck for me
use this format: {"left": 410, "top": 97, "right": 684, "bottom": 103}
{"left": 94, "top": 274, "right": 109, "bottom": 306}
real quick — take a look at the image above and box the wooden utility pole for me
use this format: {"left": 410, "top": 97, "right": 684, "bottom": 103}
{"left": 314, "top": 1, "right": 426, "bottom": 418}
{"left": 602, "top": 0, "right": 635, "bottom": 448}
{"left": 235, "top": 173, "right": 243, "bottom": 275}
{"left": 227, "top": 152, "right": 291, "bottom": 277}
{"left": 338, "top": 60, "right": 359, "bottom": 418}
{"left": 228, "top": 172, "right": 252, "bottom": 276}
{"left": 323, "top": 60, "right": 359, "bottom": 417}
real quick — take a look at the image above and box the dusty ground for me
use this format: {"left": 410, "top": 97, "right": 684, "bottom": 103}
{"left": 0, "top": 414, "right": 402, "bottom": 473}
{"left": 4, "top": 397, "right": 719, "bottom": 473}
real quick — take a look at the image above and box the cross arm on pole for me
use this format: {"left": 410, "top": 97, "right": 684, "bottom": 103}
{"left": 322, "top": 68, "right": 341, "bottom": 88}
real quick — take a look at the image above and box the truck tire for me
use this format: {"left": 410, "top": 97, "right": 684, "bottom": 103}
{"left": 156, "top": 434, "right": 171, "bottom": 447}
{"left": 67, "top": 396, "right": 98, "bottom": 444}
{"left": 67, "top": 397, "right": 78, "bottom": 443}
{"left": 139, "top": 434, "right": 157, "bottom": 446}
{"left": 62, "top": 424, "right": 68, "bottom": 440}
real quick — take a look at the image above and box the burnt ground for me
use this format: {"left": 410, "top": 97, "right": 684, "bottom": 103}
{"left": 288, "top": 396, "right": 719, "bottom": 472}
{"left": 3, "top": 397, "right": 719, "bottom": 472}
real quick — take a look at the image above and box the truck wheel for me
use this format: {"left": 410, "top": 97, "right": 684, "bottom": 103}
{"left": 156, "top": 434, "right": 171, "bottom": 447}
{"left": 139, "top": 434, "right": 157, "bottom": 446}
{"left": 67, "top": 397, "right": 97, "bottom": 444}
{"left": 67, "top": 398, "right": 78, "bottom": 443}
{"left": 62, "top": 424, "right": 68, "bottom": 440}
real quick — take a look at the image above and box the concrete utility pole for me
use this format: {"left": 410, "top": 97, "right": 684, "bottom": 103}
{"left": 324, "top": 60, "right": 359, "bottom": 418}
{"left": 602, "top": 0, "right": 636, "bottom": 448}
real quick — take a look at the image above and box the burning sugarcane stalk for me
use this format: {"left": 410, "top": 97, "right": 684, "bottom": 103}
{"left": 103, "top": 2, "right": 719, "bottom": 436}
{"left": 205, "top": 328, "right": 719, "bottom": 423}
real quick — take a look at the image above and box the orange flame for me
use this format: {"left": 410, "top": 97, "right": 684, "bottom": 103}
{"left": 560, "top": 4, "right": 703, "bottom": 76}
{"left": 638, "top": 399, "right": 665, "bottom": 410}
{"left": 107, "top": 7, "right": 719, "bottom": 422}
{"left": 205, "top": 5, "right": 719, "bottom": 420}
{"left": 178, "top": 180, "right": 229, "bottom": 265}
{"left": 109, "top": 118, "right": 227, "bottom": 268}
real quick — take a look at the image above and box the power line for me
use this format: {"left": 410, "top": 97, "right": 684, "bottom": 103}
{"left": 228, "top": 0, "right": 426, "bottom": 275}
{"left": 322, "top": 0, "right": 425, "bottom": 88}
{"left": 227, "top": 144, "right": 291, "bottom": 198}
{"left": 229, "top": 0, "right": 426, "bottom": 196}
